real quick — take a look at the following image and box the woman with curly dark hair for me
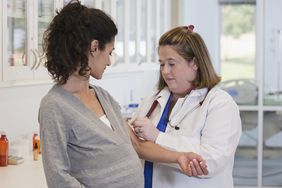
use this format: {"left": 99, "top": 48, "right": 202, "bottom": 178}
{"left": 38, "top": 1, "right": 144, "bottom": 187}
{"left": 39, "top": 1, "right": 208, "bottom": 187}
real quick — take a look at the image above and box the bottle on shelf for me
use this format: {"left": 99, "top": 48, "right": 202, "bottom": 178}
{"left": 0, "top": 132, "right": 9, "bottom": 167}
{"left": 33, "top": 143, "right": 39, "bottom": 161}
{"left": 37, "top": 139, "right": 41, "bottom": 154}
{"left": 33, "top": 132, "right": 41, "bottom": 154}
{"left": 126, "top": 103, "right": 139, "bottom": 118}
{"left": 32, "top": 133, "right": 38, "bottom": 149}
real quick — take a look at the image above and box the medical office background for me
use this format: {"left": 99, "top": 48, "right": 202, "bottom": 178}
{"left": 0, "top": 0, "right": 281, "bottom": 187}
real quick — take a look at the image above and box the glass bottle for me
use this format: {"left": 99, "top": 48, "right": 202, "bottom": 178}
{"left": 33, "top": 133, "right": 38, "bottom": 149}
{"left": 0, "top": 132, "right": 9, "bottom": 167}
{"left": 33, "top": 133, "right": 41, "bottom": 154}
{"left": 33, "top": 143, "right": 38, "bottom": 161}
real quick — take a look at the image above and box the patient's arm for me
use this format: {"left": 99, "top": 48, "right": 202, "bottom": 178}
{"left": 127, "top": 124, "right": 208, "bottom": 176}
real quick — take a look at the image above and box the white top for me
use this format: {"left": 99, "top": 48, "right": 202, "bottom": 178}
{"left": 99, "top": 114, "right": 113, "bottom": 130}
{"left": 134, "top": 86, "right": 242, "bottom": 188}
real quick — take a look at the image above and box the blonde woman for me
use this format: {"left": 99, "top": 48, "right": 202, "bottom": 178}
{"left": 131, "top": 25, "right": 242, "bottom": 188}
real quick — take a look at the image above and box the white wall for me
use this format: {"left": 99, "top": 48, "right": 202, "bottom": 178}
{"left": 0, "top": 84, "right": 52, "bottom": 140}
{"left": 94, "top": 68, "right": 159, "bottom": 106}
{"left": 264, "top": 0, "right": 282, "bottom": 93}
{"left": 178, "top": 0, "right": 220, "bottom": 72}
{"left": 93, "top": 65, "right": 160, "bottom": 118}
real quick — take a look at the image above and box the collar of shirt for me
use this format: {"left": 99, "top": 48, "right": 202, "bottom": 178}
{"left": 156, "top": 87, "right": 209, "bottom": 126}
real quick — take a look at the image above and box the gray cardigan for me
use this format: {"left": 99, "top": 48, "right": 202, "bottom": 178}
{"left": 39, "top": 84, "right": 143, "bottom": 188}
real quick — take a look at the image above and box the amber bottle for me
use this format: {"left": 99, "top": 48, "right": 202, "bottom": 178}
{"left": 33, "top": 133, "right": 38, "bottom": 149}
{"left": 0, "top": 133, "right": 9, "bottom": 167}
{"left": 33, "top": 143, "right": 39, "bottom": 161}
{"left": 33, "top": 133, "right": 41, "bottom": 154}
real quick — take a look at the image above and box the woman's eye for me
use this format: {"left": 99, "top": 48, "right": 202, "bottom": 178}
{"left": 160, "top": 63, "right": 164, "bottom": 67}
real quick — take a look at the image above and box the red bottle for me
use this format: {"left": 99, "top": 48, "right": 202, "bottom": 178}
{"left": 0, "top": 132, "right": 9, "bottom": 167}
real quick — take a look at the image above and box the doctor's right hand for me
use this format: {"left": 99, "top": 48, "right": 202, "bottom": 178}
{"left": 131, "top": 117, "right": 160, "bottom": 142}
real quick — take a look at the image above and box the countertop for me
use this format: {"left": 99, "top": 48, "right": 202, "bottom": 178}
{"left": 0, "top": 155, "right": 47, "bottom": 188}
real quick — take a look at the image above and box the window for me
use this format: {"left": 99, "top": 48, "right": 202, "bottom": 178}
{"left": 220, "top": 2, "right": 257, "bottom": 107}
{"left": 220, "top": 1, "right": 258, "bottom": 186}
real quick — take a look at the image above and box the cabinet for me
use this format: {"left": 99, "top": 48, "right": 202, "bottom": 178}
{"left": 1, "top": 0, "right": 58, "bottom": 86}
{"left": 1, "top": 0, "right": 172, "bottom": 87}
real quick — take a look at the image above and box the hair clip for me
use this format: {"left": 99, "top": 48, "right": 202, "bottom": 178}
{"left": 187, "top": 25, "right": 194, "bottom": 33}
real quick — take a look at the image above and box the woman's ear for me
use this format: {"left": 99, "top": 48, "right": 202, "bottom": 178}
{"left": 191, "top": 57, "right": 198, "bottom": 71}
{"left": 90, "top": 40, "right": 99, "bottom": 52}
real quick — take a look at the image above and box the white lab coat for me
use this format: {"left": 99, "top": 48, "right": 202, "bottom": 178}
{"left": 134, "top": 86, "right": 242, "bottom": 188}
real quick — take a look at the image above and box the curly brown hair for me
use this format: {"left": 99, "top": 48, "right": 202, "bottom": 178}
{"left": 43, "top": 0, "right": 117, "bottom": 84}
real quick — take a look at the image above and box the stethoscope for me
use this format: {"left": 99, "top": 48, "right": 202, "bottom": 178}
{"left": 146, "top": 87, "right": 211, "bottom": 130}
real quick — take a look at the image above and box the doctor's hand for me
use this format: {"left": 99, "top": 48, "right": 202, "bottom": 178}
{"left": 131, "top": 117, "right": 159, "bottom": 142}
{"left": 177, "top": 152, "right": 208, "bottom": 177}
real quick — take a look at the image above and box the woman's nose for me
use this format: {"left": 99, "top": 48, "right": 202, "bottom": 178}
{"left": 162, "top": 64, "right": 170, "bottom": 74}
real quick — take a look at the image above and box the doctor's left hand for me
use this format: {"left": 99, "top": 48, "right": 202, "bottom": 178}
{"left": 132, "top": 117, "right": 159, "bottom": 142}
